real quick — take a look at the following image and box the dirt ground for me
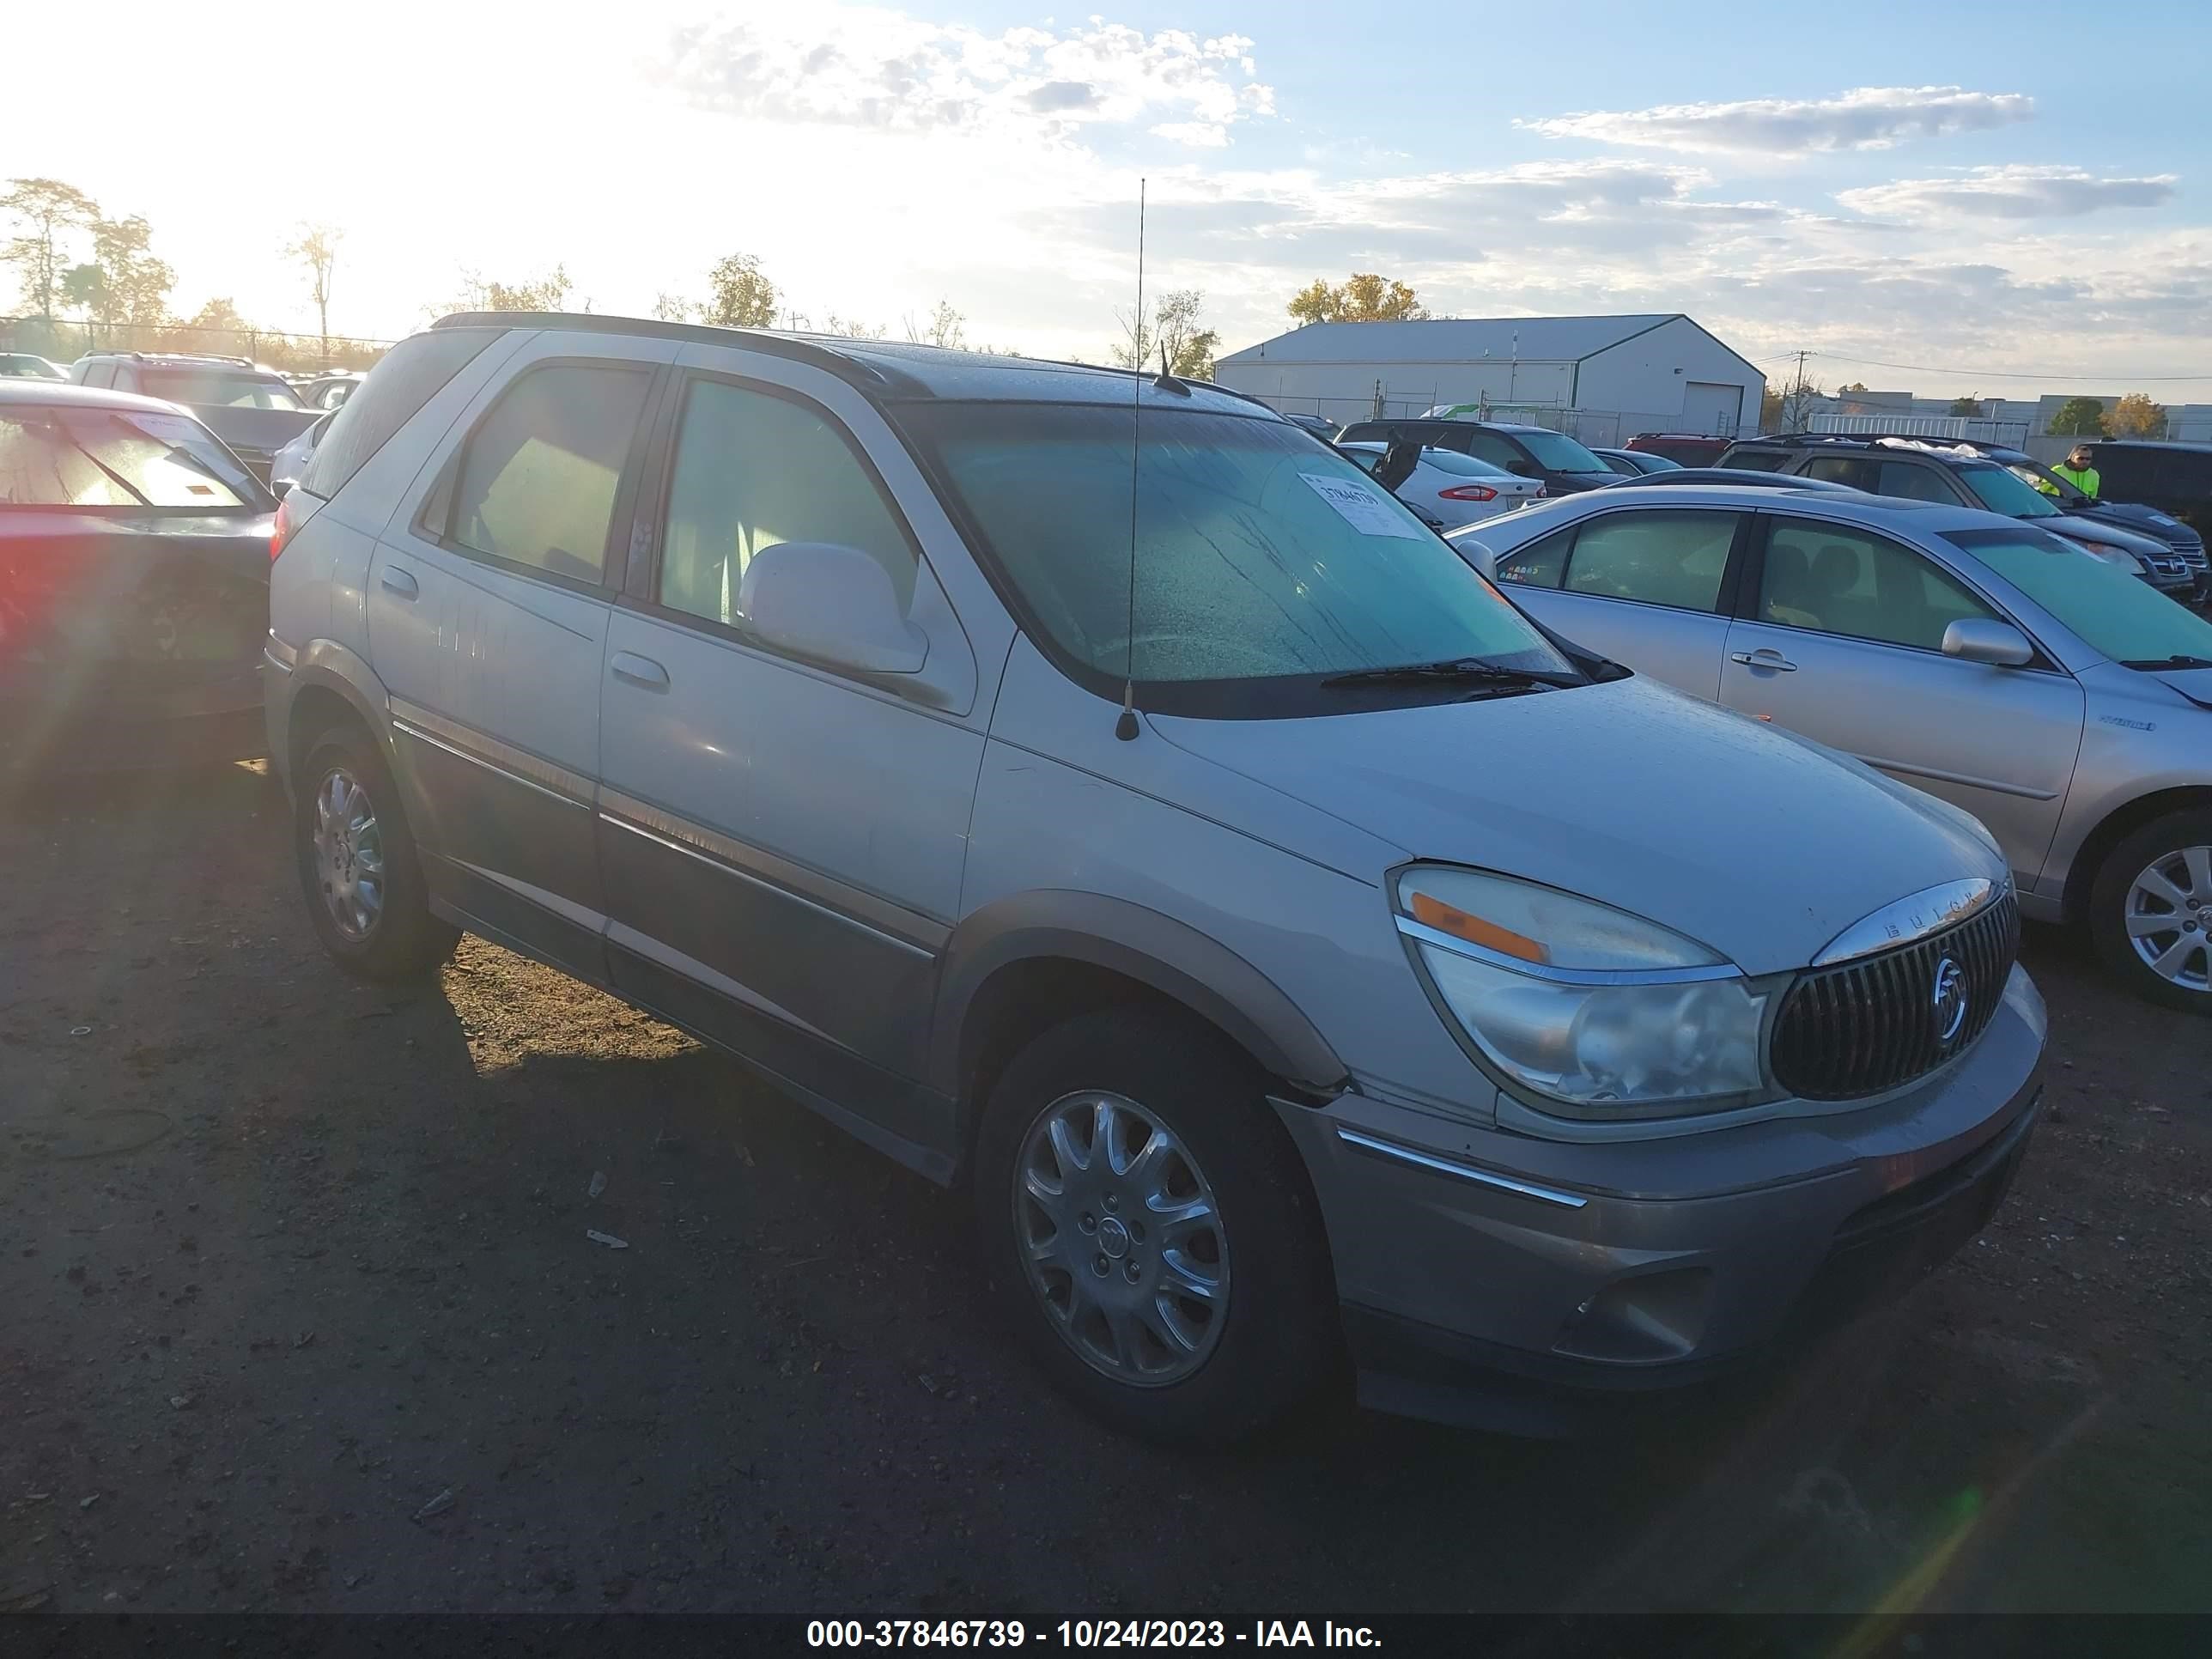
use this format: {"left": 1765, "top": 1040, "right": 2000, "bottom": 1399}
{"left": 2, "top": 760, "right": 2207, "bottom": 1618}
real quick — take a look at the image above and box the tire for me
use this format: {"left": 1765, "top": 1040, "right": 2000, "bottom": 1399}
{"left": 294, "top": 724, "right": 459, "bottom": 982}
{"left": 2088, "top": 808, "right": 2212, "bottom": 1013}
{"left": 972, "top": 1007, "right": 1340, "bottom": 1444}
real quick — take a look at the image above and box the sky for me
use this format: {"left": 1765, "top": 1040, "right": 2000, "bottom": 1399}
{"left": 7, "top": 0, "right": 2211, "bottom": 398}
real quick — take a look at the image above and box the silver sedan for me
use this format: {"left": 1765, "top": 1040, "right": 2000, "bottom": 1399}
{"left": 1458, "top": 483, "right": 2212, "bottom": 1012}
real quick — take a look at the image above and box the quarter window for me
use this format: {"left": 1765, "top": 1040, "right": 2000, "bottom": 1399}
{"left": 1802, "top": 456, "right": 1874, "bottom": 489}
{"left": 1560, "top": 510, "right": 1739, "bottom": 612}
{"left": 1492, "top": 527, "right": 1572, "bottom": 589}
{"left": 658, "top": 379, "right": 917, "bottom": 627}
{"left": 447, "top": 362, "right": 650, "bottom": 584}
{"left": 1758, "top": 520, "right": 1995, "bottom": 652}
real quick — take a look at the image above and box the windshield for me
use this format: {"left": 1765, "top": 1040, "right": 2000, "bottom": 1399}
{"left": 2002, "top": 457, "right": 2086, "bottom": 504}
{"left": 1944, "top": 526, "right": 2212, "bottom": 664}
{"left": 1957, "top": 460, "right": 2061, "bottom": 519}
{"left": 140, "top": 368, "right": 303, "bottom": 410}
{"left": 1515, "top": 429, "right": 1611, "bottom": 473}
{"left": 902, "top": 401, "right": 1572, "bottom": 709}
{"left": 0, "top": 404, "right": 262, "bottom": 508}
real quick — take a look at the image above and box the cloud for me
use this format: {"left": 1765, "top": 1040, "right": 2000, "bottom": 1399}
{"left": 661, "top": 9, "right": 1273, "bottom": 147}
{"left": 1838, "top": 166, "right": 2179, "bottom": 222}
{"left": 1519, "top": 86, "right": 2033, "bottom": 155}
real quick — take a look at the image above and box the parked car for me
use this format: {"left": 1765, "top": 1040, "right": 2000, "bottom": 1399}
{"left": 301, "top": 373, "right": 366, "bottom": 411}
{"left": 68, "top": 353, "right": 323, "bottom": 487}
{"left": 2085, "top": 441, "right": 2212, "bottom": 539}
{"left": 1462, "top": 483, "right": 2212, "bottom": 1011}
{"left": 268, "top": 313, "right": 2044, "bottom": 1442}
{"left": 0, "top": 353, "right": 69, "bottom": 381}
{"left": 1605, "top": 467, "right": 1865, "bottom": 494}
{"left": 1334, "top": 417, "right": 1620, "bottom": 495}
{"left": 1334, "top": 440, "right": 1544, "bottom": 528}
{"left": 1719, "top": 433, "right": 2199, "bottom": 603}
{"left": 270, "top": 410, "right": 331, "bottom": 496}
{"left": 0, "top": 380, "right": 274, "bottom": 773}
{"left": 1279, "top": 411, "right": 1339, "bottom": 441}
{"left": 1591, "top": 447, "right": 1681, "bottom": 477}
{"left": 1628, "top": 432, "right": 1733, "bottom": 467}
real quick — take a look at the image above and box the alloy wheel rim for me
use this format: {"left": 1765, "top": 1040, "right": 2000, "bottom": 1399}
{"left": 313, "top": 766, "right": 386, "bottom": 942}
{"left": 2124, "top": 845, "right": 2212, "bottom": 993}
{"left": 1012, "top": 1091, "right": 1229, "bottom": 1388}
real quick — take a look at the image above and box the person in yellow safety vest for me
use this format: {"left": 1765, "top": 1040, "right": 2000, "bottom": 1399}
{"left": 2051, "top": 444, "right": 2101, "bottom": 499}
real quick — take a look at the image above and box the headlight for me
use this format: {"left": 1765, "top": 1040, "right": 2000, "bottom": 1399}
{"left": 1396, "top": 866, "right": 1767, "bottom": 1115}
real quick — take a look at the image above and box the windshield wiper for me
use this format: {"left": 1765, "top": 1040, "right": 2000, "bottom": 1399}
{"left": 2118, "top": 654, "right": 2212, "bottom": 671}
{"left": 1320, "top": 658, "right": 1579, "bottom": 690}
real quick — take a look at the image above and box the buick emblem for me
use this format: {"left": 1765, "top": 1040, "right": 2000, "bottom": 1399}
{"left": 1931, "top": 957, "right": 1968, "bottom": 1046}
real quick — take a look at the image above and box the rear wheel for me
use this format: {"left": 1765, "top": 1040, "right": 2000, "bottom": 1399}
{"left": 294, "top": 726, "right": 458, "bottom": 981}
{"left": 972, "top": 1007, "right": 1340, "bottom": 1444}
{"left": 2089, "top": 809, "right": 2212, "bottom": 1013}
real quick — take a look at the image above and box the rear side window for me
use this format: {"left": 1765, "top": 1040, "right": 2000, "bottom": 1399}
{"left": 1875, "top": 460, "right": 1956, "bottom": 503}
{"left": 1562, "top": 510, "right": 1739, "bottom": 612}
{"left": 1720, "top": 448, "right": 1790, "bottom": 472}
{"left": 82, "top": 363, "right": 116, "bottom": 390}
{"left": 1460, "top": 431, "right": 1525, "bottom": 469}
{"left": 1804, "top": 457, "right": 1875, "bottom": 489}
{"left": 299, "top": 328, "right": 497, "bottom": 501}
{"left": 447, "top": 362, "right": 652, "bottom": 585}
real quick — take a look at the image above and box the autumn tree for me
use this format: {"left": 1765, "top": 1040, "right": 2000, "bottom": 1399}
{"left": 1838, "top": 381, "right": 1868, "bottom": 393}
{"left": 3, "top": 177, "right": 100, "bottom": 321}
{"left": 1113, "top": 289, "right": 1219, "bottom": 379}
{"left": 703, "top": 252, "right": 777, "bottom": 327}
{"left": 62, "top": 216, "right": 174, "bottom": 337}
{"left": 286, "top": 226, "right": 341, "bottom": 364}
{"left": 1285, "top": 273, "right": 1427, "bottom": 325}
{"left": 2108, "top": 392, "right": 2167, "bottom": 438}
{"left": 448, "top": 266, "right": 573, "bottom": 314}
{"left": 2047, "top": 397, "right": 2107, "bottom": 438}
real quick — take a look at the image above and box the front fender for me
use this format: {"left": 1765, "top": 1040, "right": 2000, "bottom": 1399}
{"left": 929, "top": 889, "right": 1349, "bottom": 1100}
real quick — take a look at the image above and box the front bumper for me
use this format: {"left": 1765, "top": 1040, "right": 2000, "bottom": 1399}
{"left": 1276, "top": 964, "right": 2046, "bottom": 1433}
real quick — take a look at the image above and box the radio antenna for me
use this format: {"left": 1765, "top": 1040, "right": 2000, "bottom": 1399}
{"left": 1115, "top": 177, "right": 1146, "bottom": 742}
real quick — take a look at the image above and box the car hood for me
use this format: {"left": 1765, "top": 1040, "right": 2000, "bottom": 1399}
{"left": 2069, "top": 501, "right": 2198, "bottom": 546}
{"left": 2148, "top": 666, "right": 2212, "bottom": 708}
{"left": 1148, "top": 676, "right": 2004, "bottom": 978}
{"left": 2040, "top": 514, "right": 2172, "bottom": 558}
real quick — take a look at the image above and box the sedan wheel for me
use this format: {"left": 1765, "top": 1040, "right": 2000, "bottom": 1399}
{"left": 312, "top": 765, "right": 386, "bottom": 942}
{"left": 2123, "top": 843, "right": 2212, "bottom": 994}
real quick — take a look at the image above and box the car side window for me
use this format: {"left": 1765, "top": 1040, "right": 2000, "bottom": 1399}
{"left": 1492, "top": 527, "right": 1573, "bottom": 589}
{"left": 447, "top": 362, "right": 651, "bottom": 586}
{"left": 1875, "top": 460, "right": 1957, "bottom": 503}
{"left": 1461, "top": 432, "right": 1522, "bottom": 468}
{"left": 1757, "top": 520, "right": 1996, "bottom": 652}
{"left": 83, "top": 364, "right": 115, "bottom": 390}
{"left": 1559, "top": 510, "right": 1738, "bottom": 612}
{"left": 657, "top": 378, "right": 918, "bottom": 628}
{"left": 1802, "top": 456, "right": 1873, "bottom": 489}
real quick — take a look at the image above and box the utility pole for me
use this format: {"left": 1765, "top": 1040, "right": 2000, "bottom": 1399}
{"left": 1790, "top": 349, "right": 1810, "bottom": 432}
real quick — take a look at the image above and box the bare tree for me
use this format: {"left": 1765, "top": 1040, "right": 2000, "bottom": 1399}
{"left": 285, "top": 225, "right": 341, "bottom": 364}
{"left": 904, "top": 300, "right": 964, "bottom": 349}
{"left": 651, "top": 293, "right": 695, "bottom": 322}
{"left": 1112, "top": 289, "right": 1218, "bottom": 379}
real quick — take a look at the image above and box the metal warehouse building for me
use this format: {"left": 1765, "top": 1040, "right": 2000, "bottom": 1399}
{"left": 1213, "top": 313, "right": 1766, "bottom": 445}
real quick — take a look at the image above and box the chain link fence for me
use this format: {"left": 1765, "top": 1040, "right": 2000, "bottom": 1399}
{"left": 1242, "top": 383, "right": 1741, "bottom": 445}
{"left": 2, "top": 316, "right": 398, "bottom": 374}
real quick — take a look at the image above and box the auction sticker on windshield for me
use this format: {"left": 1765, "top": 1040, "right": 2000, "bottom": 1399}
{"left": 1300, "top": 473, "right": 1425, "bottom": 540}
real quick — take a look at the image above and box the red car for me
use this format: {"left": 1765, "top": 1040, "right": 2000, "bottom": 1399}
{"left": 1627, "top": 431, "right": 1733, "bottom": 466}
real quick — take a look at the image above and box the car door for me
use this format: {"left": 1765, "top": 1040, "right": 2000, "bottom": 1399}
{"left": 1488, "top": 507, "right": 1748, "bottom": 698}
{"left": 593, "top": 364, "right": 986, "bottom": 1161}
{"left": 1717, "top": 511, "right": 2086, "bottom": 890}
{"left": 364, "top": 335, "right": 672, "bottom": 974}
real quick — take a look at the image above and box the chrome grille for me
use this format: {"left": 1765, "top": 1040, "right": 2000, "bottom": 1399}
{"left": 1771, "top": 890, "right": 2020, "bottom": 1101}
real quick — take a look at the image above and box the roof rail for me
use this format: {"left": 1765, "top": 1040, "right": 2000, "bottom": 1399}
{"left": 1749, "top": 429, "right": 2021, "bottom": 453}
{"left": 430, "top": 310, "right": 934, "bottom": 396}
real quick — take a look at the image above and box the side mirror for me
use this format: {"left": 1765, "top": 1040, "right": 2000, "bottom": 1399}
{"left": 1942, "top": 617, "right": 2033, "bottom": 667}
{"left": 1452, "top": 536, "right": 1498, "bottom": 580}
{"left": 738, "top": 543, "right": 927, "bottom": 675}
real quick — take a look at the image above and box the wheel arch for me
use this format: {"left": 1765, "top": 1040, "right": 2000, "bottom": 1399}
{"left": 2062, "top": 785, "right": 2212, "bottom": 922}
{"left": 933, "top": 891, "right": 1349, "bottom": 1153}
{"left": 277, "top": 641, "right": 392, "bottom": 795}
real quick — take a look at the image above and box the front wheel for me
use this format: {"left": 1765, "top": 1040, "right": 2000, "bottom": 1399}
{"left": 2089, "top": 809, "right": 2212, "bottom": 1012}
{"left": 972, "top": 1008, "right": 1340, "bottom": 1444}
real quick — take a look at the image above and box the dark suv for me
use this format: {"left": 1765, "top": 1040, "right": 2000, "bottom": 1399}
{"left": 1719, "top": 433, "right": 2203, "bottom": 603}
{"left": 1334, "top": 417, "right": 1620, "bottom": 495}
{"left": 2085, "top": 441, "right": 2212, "bottom": 538}
{"left": 69, "top": 353, "right": 322, "bottom": 486}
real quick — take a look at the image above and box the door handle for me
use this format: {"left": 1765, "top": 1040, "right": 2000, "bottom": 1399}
{"left": 610, "top": 651, "right": 670, "bottom": 690}
{"left": 1730, "top": 647, "right": 1797, "bottom": 672}
{"left": 379, "top": 567, "right": 419, "bottom": 600}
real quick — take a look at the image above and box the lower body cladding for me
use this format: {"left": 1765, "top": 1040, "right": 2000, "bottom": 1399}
{"left": 1273, "top": 965, "right": 2047, "bottom": 1434}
